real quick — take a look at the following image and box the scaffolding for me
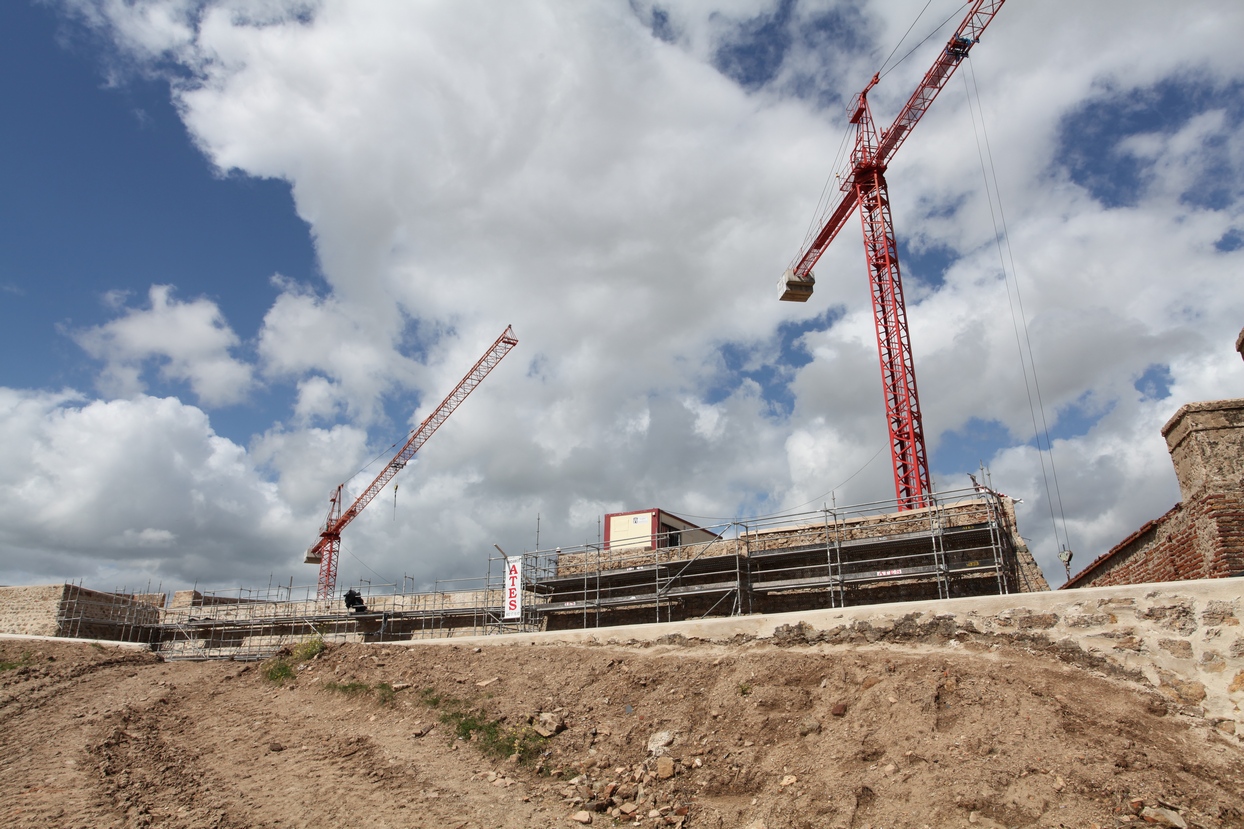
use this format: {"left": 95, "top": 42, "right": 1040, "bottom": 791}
{"left": 54, "top": 582, "right": 163, "bottom": 644}
{"left": 528, "top": 488, "right": 1022, "bottom": 628}
{"left": 156, "top": 575, "right": 513, "bottom": 661}
{"left": 33, "top": 487, "right": 1027, "bottom": 659}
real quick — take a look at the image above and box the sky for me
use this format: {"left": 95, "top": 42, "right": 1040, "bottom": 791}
{"left": 1, "top": 0, "right": 1242, "bottom": 596}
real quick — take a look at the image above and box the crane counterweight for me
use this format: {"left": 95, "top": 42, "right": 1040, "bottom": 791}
{"left": 778, "top": 268, "right": 815, "bottom": 302}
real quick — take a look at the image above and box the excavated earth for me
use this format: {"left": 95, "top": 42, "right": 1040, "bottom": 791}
{"left": 2, "top": 624, "right": 1243, "bottom": 829}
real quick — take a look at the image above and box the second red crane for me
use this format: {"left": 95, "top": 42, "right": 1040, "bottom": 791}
{"left": 305, "top": 325, "right": 519, "bottom": 600}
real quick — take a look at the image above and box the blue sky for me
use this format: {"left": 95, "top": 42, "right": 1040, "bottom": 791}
{"left": 2, "top": 0, "right": 1242, "bottom": 593}
{"left": 0, "top": 1, "right": 315, "bottom": 438}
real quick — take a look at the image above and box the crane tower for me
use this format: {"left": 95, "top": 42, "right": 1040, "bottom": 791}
{"left": 779, "top": 0, "right": 1006, "bottom": 510}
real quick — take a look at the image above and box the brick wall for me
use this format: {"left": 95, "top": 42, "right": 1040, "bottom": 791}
{"left": 1065, "top": 398, "right": 1244, "bottom": 588}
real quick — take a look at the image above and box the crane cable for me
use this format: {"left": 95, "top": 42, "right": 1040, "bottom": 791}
{"left": 665, "top": 444, "right": 887, "bottom": 524}
{"left": 877, "top": 0, "right": 942, "bottom": 79}
{"left": 328, "top": 421, "right": 422, "bottom": 515}
{"left": 798, "top": 1, "right": 969, "bottom": 262}
{"left": 878, "top": 1, "right": 971, "bottom": 81}
{"left": 961, "top": 59, "right": 1074, "bottom": 558}
{"left": 341, "top": 540, "right": 398, "bottom": 589}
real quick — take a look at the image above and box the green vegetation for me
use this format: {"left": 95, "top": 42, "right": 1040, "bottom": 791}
{"left": 291, "top": 636, "right": 326, "bottom": 662}
{"left": 262, "top": 635, "right": 327, "bottom": 685}
{"left": 0, "top": 651, "right": 33, "bottom": 671}
{"left": 415, "top": 686, "right": 548, "bottom": 764}
{"left": 264, "top": 659, "right": 297, "bottom": 684}
{"left": 737, "top": 681, "right": 752, "bottom": 696}
{"left": 320, "top": 680, "right": 398, "bottom": 706}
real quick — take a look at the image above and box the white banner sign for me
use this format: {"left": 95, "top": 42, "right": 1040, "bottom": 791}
{"left": 503, "top": 556, "right": 523, "bottom": 619}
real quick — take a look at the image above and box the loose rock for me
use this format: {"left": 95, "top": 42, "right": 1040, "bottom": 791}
{"left": 1139, "top": 806, "right": 1187, "bottom": 828}
{"left": 535, "top": 712, "right": 566, "bottom": 737}
{"left": 647, "top": 730, "right": 675, "bottom": 755}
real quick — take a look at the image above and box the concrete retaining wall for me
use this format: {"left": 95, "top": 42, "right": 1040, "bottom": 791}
{"left": 403, "top": 577, "right": 1244, "bottom": 740}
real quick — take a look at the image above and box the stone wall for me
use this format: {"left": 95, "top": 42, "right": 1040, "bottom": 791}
{"left": 0, "top": 585, "right": 67, "bottom": 637}
{"left": 0, "top": 584, "right": 162, "bottom": 641}
{"left": 409, "top": 577, "right": 1244, "bottom": 741}
{"left": 1065, "top": 399, "right": 1244, "bottom": 588}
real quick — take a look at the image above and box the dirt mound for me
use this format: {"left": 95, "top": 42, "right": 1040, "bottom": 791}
{"left": 1, "top": 632, "right": 1241, "bottom": 828}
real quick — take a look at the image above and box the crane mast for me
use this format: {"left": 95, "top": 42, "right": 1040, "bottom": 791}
{"left": 779, "top": 0, "right": 1006, "bottom": 510}
{"left": 305, "top": 325, "right": 519, "bottom": 600}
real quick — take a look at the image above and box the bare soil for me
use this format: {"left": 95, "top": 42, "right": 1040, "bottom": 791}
{"left": 2, "top": 629, "right": 1242, "bottom": 829}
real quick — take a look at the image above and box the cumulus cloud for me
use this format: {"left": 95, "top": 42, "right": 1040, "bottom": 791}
{"left": 73, "top": 284, "right": 256, "bottom": 406}
{"left": 256, "top": 278, "right": 422, "bottom": 425}
{"left": 0, "top": 388, "right": 302, "bottom": 588}
{"left": 7, "top": 0, "right": 1244, "bottom": 593}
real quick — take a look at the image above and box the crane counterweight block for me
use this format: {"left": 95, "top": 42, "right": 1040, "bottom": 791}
{"left": 778, "top": 268, "right": 815, "bottom": 302}
{"left": 305, "top": 325, "right": 519, "bottom": 600}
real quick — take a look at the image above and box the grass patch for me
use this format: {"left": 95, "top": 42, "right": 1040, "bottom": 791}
{"left": 262, "top": 635, "right": 330, "bottom": 685}
{"left": 417, "top": 687, "right": 449, "bottom": 707}
{"left": 321, "top": 680, "right": 398, "bottom": 706}
{"left": 416, "top": 686, "right": 548, "bottom": 764}
{"left": 0, "top": 651, "right": 33, "bottom": 671}
{"left": 264, "top": 659, "right": 296, "bottom": 684}
{"left": 291, "top": 636, "right": 326, "bottom": 662}
{"left": 737, "top": 681, "right": 752, "bottom": 696}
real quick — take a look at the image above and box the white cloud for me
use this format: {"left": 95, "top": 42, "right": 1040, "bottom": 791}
{"left": 73, "top": 284, "right": 256, "bottom": 406}
{"left": 0, "top": 388, "right": 302, "bottom": 587}
{"left": 11, "top": 0, "right": 1244, "bottom": 594}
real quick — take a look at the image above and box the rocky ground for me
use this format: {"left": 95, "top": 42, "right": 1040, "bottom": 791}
{"left": 2, "top": 622, "right": 1242, "bottom": 829}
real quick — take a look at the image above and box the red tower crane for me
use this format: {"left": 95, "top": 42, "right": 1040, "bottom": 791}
{"left": 779, "top": 0, "right": 1005, "bottom": 511}
{"left": 304, "top": 325, "right": 519, "bottom": 600}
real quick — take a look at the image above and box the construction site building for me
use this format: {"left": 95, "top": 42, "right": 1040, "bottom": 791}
{"left": 1, "top": 487, "right": 1046, "bottom": 660}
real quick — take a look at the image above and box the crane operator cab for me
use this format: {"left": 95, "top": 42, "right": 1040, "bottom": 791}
{"left": 778, "top": 268, "right": 815, "bottom": 302}
{"left": 343, "top": 589, "right": 368, "bottom": 614}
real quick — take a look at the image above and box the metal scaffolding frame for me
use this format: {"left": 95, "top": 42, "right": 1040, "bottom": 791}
{"left": 39, "top": 487, "right": 1024, "bottom": 659}
{"left": 54, "top": 581, "right": 163, "bottom": 645}
{"left": 531, "top": 488, "right": 1020, "bottom": 627}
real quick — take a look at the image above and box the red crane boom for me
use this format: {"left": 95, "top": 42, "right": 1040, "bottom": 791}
{"left": 305, "top": 325, "right": 519, "bottom": 599}
{"left": 779, "top": 0, "right": 1006, "bottom": 510}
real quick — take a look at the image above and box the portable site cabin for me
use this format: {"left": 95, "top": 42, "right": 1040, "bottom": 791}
{"left": 603, "top": 509, "right": 718, "bottom": 552}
